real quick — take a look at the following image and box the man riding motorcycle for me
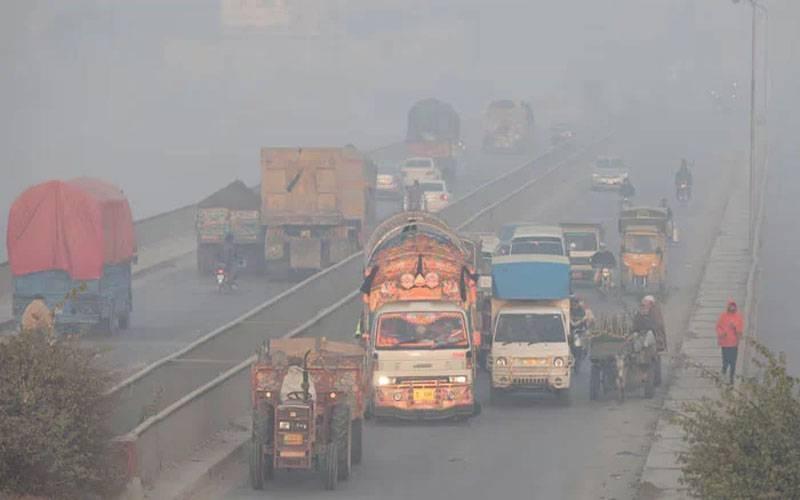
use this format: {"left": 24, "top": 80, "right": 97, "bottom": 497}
{"left": 590, "top": 243, "right": 617, "bottom": 287}
{"left": 569, "top": 295, "right": 594, "bottom": 372}
{"left": 218, "top": 232, "right": 239, "bottom": 289}
{"left": 675, "top": 159, "right": 693, "bottom": 200}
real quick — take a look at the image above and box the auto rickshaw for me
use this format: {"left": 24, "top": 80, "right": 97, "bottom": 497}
{"left": 618, "top": 207, "right": 669, "bottom": 295}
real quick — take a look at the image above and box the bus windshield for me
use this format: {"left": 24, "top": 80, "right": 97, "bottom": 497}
{"left": 376, "top": 312, "right": 468, "bottom": 349}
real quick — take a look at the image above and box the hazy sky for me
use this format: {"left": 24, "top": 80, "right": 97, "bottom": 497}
{"left": 1, "top": 0, "right": 759, "bottom": 260}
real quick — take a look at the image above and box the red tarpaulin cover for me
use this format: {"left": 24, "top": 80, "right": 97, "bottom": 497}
{"left": 7, "top": 178, "right": 137, "bottom": 280}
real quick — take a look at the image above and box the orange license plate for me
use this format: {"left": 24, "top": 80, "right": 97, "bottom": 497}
{"left": 413, "top": 388, "right": 437, "bottom": 402}
{"left": 282, "top": 433, "right": 303, "bottom": 445}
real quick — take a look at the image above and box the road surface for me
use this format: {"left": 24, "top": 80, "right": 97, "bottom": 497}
{"left": 199, "top": 100, "right": 746, "bottom": 499}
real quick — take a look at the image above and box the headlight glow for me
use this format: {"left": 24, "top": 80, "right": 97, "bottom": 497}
{"left": 449, "top": 375, "right": 468, "bottom": 384}
{"left": 495, "top": 357, "right": 508, "bottom": 367}
{"left": 279, "top": 421, "right": 291, "bottom": 430}
{"left": 553, "top": 357, "right": 565, "bottom": 368}
{"left": 377, "top": 375, "right": 391, "bottom": 386}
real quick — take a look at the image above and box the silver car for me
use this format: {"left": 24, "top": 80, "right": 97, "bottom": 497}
{"left": 591, "top": 156, "right": 629, "bottom": 191}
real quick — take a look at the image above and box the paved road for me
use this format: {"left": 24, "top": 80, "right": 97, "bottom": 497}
{"left": 203, "top": 101, "right": 745, "bottom": 499}
{"left": 86, "top": 131, "right": 550, "bottom": 379}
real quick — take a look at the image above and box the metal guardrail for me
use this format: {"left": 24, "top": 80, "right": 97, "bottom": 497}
{"left": 113, "top": 134, "right": 612, "bottom": 487}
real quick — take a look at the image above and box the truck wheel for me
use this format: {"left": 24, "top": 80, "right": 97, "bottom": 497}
{"left": 321, "top": 442, "right": 338, "bottom": 490}
{"left": 333, "top": 405, "right": 351, "bottom": 481}
{"left": 351, "top": 418, "right": 363, "bottom": 465}
{"left": 644, "top": 364, "right": 656, "bottom": 399}
{"left": 654, "top": 355, "right": 663, "bottom": 387}
{"left": 589, "top": 365, "right": 601, "bottom": 401}
{"left": 249, "top": 441, "right": 265, "bottom": 490}
{"left": 118, "top": 308, "right": 130, "bottom": 330}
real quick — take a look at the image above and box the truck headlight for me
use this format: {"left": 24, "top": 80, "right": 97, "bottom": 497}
{"left": 553, "top": 357, "right": 565, "bottom": 368}
{"left": 495, "top": 357, "right": 508, "bottom": 367}
{"left": 449, "top": 375, "right": 467, "bottom": 384}
{"left": 279, "top": 421, "right": 291, "bottom": 430}
{"left": 377, "top": 375, "right": 392, "bottom": 386}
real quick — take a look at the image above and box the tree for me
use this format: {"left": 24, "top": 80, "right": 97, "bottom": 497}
{"left": 677, "top": 341, "right": 800, "bottom": 499}
{"left": 0, "top": 328, "right": 124, "bottom": 499}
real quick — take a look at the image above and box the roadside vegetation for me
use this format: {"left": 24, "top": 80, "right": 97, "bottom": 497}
{"left": 0, "top": 326, "right": 123, "bottom": 499}
{"left": 677, "top": 341, "right": 800, "bottom": 499}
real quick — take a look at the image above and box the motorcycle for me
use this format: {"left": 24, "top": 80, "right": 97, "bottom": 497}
{"left": 215, "top": 265, "right": 237, "bottom": 293}
{"left": 570, "top": 320, "right": 588, "bottom": 373}
{"left": 598, "top": 267, "right": 613, "bottom": 295}
{"left": 676, "top": 183, "right": 691, "bottom": 203}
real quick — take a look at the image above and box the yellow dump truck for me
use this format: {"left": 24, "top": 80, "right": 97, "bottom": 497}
{"left": 261, "top": 147, "right": 376, "bottom": 277}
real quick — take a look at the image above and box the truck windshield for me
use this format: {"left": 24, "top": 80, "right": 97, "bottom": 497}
{"left": 625, "top": 234, "right": 659, "bottom": 254}
{"left": 564, "top": 232, "right": 598, "bottom": 252}
{"left": 510, "top": 237, "right": 564, "bottom": 256}
{"left": 495, "top": 313, "right": 565, "bottom": 344}
{"left": 376, "top": 312, "right": 468, "bottom": 349}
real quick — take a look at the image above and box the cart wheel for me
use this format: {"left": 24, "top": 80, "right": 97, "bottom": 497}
{"left": 322, "top": 441, "right": 339, "bottom": 490}
{"left": 333, "top": 405, "right": 351, "bottom": 481}
{"left": 644, "top": 363, "right": 656, "bottom": 399}
{"left": 351, "top": 418, "right": 363, "bottom": 465}
{"left": 654, "top": 355, "right": 663, "bottom": 387}
{"left": 590, "top": 364, "right": 601, "bottom": 401}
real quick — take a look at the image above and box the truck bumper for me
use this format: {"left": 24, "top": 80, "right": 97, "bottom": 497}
{"left": 492, "top": 369, "right": 571, "bottom": 391}
{"left": 373, "top": 383, "right": 475, "bottom": 420}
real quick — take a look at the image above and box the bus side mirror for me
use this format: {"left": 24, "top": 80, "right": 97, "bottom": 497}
{"left": 472, "top": 331, "right": 482, "bottom": 347}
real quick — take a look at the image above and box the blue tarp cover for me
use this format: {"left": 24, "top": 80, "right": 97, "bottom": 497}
{"left": 492, "top": 255, "right": 571, "bottom": 300}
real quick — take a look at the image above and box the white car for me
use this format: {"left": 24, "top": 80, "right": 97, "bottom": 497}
{"left": 400, "top": 157, "right": 441, "bottom": 186}
{"left": 591, "top": 156, "right": 629, "bottom": 191}
{"left": 420, "top": 179, "right": 451, "bottom": 213}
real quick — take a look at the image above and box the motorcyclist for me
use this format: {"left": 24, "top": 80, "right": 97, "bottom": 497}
{"left": 406, "top": 180, "right": 424, "bottom": 211}
{"left": 220, "top": 232, "right": 239, "bottom": 286}
{"left": 619, "top": 177, "right": 636, "bottom": 199}
{"left": 675, "top": 159, "right": 693, "bottom": 199}
{"left": 590, "top": 243, "right": 616, "bottom": 284}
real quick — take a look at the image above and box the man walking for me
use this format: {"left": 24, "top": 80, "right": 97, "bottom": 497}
{"left": 715, "top": 299, "right": 744, "bottom": 384}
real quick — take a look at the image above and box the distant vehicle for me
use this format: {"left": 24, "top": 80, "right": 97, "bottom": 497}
{"left": 376, "top": 173, "right": 401, "bottom": 194}
{"left": 550, "top": 122, "right": 575, "bottom": 147}
{"left": 508, "top": 225, "right": 566, "bottom": 257}
{"left": 560, "top": 222, "right": 604, "bottom": 283}
{"left": 261, "top": 147, "right": 376, "bottom": 277}
{"left": 591, "top": 156, "right": 629, "bottom": 191}
{"left": 420, "top": 179, "right": 451, "bottom": 213}
{"left": 400, "top": 157, "right": 441, "bottom": 186}
{"left": 495, "top": 221, "right": 531, "bottom": 255}
{"left": 196, "top": 180, "right": 263, "bottom": 275}
{"left": 482, "top": 100, "right": 535, "bottom": 154}
{"left": 375, "top": 173, "right": 405, "bottom": 222}
{"left": 8, "top": 178, "right": 137, "bottom": 335}
{"left": 406, "top": 98, "right": 464, "bottom": 185}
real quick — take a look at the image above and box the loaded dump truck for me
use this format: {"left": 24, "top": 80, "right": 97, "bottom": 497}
{"left": 406, "top": 98, "right": 463, "bottom": 185}
{"left": 196, "top": 180, "right": 263, "bottom": 274}
{"left": 261, "top": 146, "right": 376, "bottom": 278}
{"left": 489, "top": 254, "right": 572, "bottom": 400}
{"left": 359, "top": 212, "right": 481, "bottom": 420}
{"left": 7, "top": 178, "right": 137, "bottom": 335}
{"left": 482, "top": 99, "right": 535, "bottom": 154}
{"left": 249, "top": 338, "right": 367, "bottom": 491}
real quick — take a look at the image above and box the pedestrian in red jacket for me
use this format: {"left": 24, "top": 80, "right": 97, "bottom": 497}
{"left": 715, "top": 299, "right": 744, "bottom": 384}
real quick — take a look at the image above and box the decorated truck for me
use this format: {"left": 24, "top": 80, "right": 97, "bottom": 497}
{"left": 405, "top": 98, "right": 464, "bottom": 185}
{"left": 359, "top": 212, "right": 481, "bottom": 420}
{"left": 249, "top": 338, "right": 367, "bottom": 491}
{"left": 489, "top": 254, "right": 572, "bottom": 400}
{"left": 261, "top": 146, "right": 376, "bottom": 278}
{"left": 482, "top": 99, "right": 535, "bottom": 153}
{"left": 7, "top": 178, "right": 137, "bottom": 335}
{"left": 195, "top": 180, "right": 263, "bottom": 274}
